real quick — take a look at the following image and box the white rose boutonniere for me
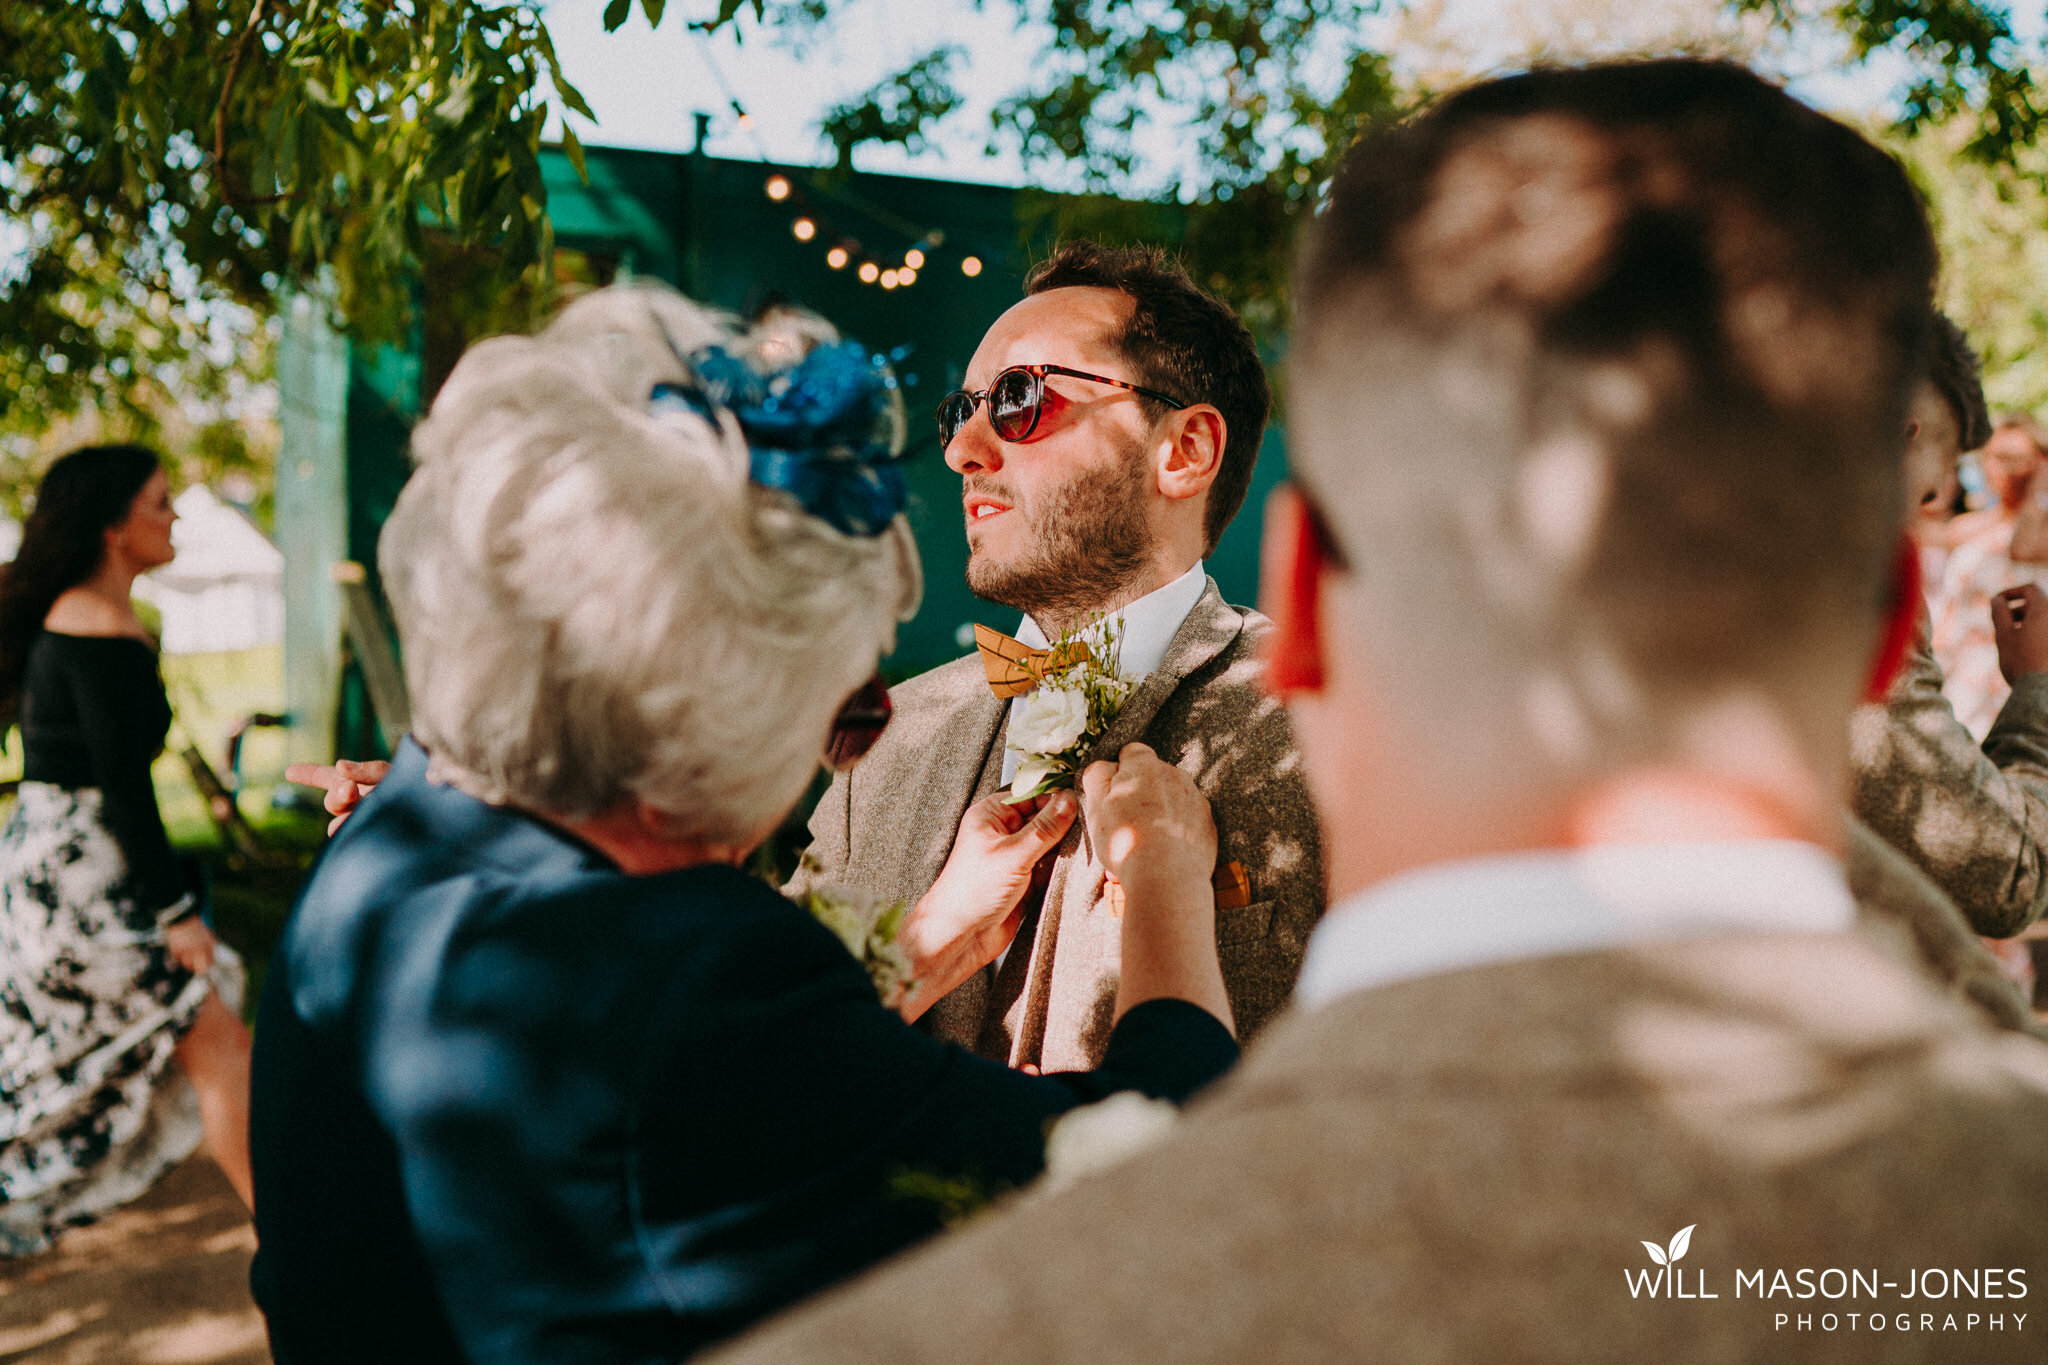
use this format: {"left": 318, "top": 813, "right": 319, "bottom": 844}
{"left": 1012, "top": 686, "right": 1091, "bottom": 756}
{"left": 790, "top": 855, "right": 916, "bottom": 1008}
{"left": 1039, "top": 1091, "right": 1182, "bottom": 1195}
{"left": 1005, "top": 615, "right": 1133, "bottom": 803}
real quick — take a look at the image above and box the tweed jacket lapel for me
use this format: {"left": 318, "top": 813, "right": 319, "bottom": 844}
{"left": 840, "top": 656, "right": 1006, "bottom": 906}
{"left": 1086, "top": 580, "right": 1244, "bottom": 766}
{"left": 989, "top": 579, "right": 1248, "bottom": 1066}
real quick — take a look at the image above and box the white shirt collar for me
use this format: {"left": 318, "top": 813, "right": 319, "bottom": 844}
{"left": 1002, "top": 561, "right": 1209, "bottom": 784}
{"left": 1294, "top": 840, "right": 1856, "bottom": 1011}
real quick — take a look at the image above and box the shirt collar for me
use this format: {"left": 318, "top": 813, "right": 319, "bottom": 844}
{"left": 1014, "top": 559, "right": 1209, "bottom": 682}
{"left": 1294, "top": 840, "right": 1856, "bottom": 1012}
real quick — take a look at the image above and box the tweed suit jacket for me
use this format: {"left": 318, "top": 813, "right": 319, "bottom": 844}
{"left": 1851, "top": 619, "right": 2048, "bottom": 938}
{"left": 711, "top": 930, "right": 2048, "bottom": 1365}
{"left": 1844, "top": 814, "right": 2043, "bottom": 1037}
{"left": 793, "top": 579, "right": 1324, "bottom": 1070}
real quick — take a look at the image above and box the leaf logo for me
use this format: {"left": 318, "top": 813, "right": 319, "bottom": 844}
{"left": 1641, "top": 1224, "right": 1696, "bottom": 1267}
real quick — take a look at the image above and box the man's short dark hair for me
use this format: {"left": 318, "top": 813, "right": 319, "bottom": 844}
{"left": 1929, "top": 314, "right": 1991, "bottom": 452}
{"left": 1289, "top": 59, "right": 1937, "bottom": 753}
{"left": 1025, "top": 240, "right": 1271, "bottom": 553}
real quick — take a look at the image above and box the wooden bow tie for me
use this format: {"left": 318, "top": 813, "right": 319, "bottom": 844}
{"left": 974, "top": 623, "right": 1093, "bottom": 698}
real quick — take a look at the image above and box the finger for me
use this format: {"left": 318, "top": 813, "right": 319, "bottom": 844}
{"left": 327, "top": 813, "right": 348, "bottom": 837}
{"left": 1079, "top": 759, "right": 1117, "bottom": 807}
{"left": 981, "top": 791, "right": 1041, "bottom": 835}
{"left": 324, "top": 780, "right": 359, "bottom": 817}
{"left": 1995, "top": 594, "right": 2018, "bottom": 633}
{"left": 286, "top": 763, "right": 341, "bottom": 791}
{"left": 1117, "top": 741, "right": 1159, "bottom": 767}
{"left": 1006, "top": 790, "right": 1078, "bottom": 856}
{"left": 335, "top": 759, "right": 391, "bottom": 784}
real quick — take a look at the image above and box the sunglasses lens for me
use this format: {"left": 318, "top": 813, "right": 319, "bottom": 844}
{"left": 989, "top": 369, "right": 1040, "bottom": 441}
{"left": 825, "top": 675, "right": 893, "bottom": 772}
{"left": 936, "top": 392, "right": 976, "bottom": 448}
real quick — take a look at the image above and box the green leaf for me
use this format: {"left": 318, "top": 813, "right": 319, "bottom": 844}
{"left": 560, "top": 123, "right": 588, "bottom": 182}
{"left": 554, "top": 75, "right": 596, "bottom": 123}
{"left": 602, "top": 0, "right": 632, "bottom": 31}
{"left": 640, "top": 0, "right": 667, "bottom": 27}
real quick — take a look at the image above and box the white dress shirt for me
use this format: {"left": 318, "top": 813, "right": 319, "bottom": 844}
{"left": 1294, "top": 840, "right": 1857, "bottom": 1011}
{"left": 999, "top": 559, "right": 1210, "bottom": 786}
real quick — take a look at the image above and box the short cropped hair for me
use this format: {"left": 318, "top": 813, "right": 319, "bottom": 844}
{"left": 1928, "top": 314, "right": 1990, "bottom": 452}
{"left": 1291, "top": 60, "right": 1935, "bottom": 779}
{"left": 1026, "top": 240, "right": 1271, "bottom": 553}
{"left": 380, "top": 282, "right": 922, "bottom": 842}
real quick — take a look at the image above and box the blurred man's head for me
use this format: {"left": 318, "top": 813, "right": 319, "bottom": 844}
{"left": 1270, "top": 60, "right": 1935, "bottom": 888}
{"left": 1981, "top": 415, "right": 2048, "bottom": 511}
{"left": 944, "top": 241, "right": 1270, "bottom": 630}
{"left": 1902, "top": 314, "right": 1986, "bottom": 523}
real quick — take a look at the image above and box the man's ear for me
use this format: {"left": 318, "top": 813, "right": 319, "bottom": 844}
{"left": 1863, "top": 537, "right": 1921, "bottom": 703}
{"left": 1156, "top": 405, "right": 1226, "bottom": 503}
{"left": 1260, "top": 484, "right": 1329, "bottom": 696}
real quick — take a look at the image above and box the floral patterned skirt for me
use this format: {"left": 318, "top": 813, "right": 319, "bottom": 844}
{"left": 0, "top": 783, "right": 241, "bottom": 1255}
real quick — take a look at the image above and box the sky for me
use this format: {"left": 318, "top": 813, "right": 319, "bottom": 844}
{"left": 533, "top": 0, "right": 1987, "bottom": 190}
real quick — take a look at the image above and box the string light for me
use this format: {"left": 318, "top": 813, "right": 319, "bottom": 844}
{"left": 764, "top": 175, "right": 791, "bottom": 201}
{"left": 903, "top": 248, "right": 926, "bottom": 269}
{"left": 880, "top": 270, "right": 900, "bottom": 289}
{"left": 897, "top": 266, "right": 917, "bottom": 286}
{"left": 826, "top": 245, "right": 849, "bottom": 269}
{"left": 960, "top": 256, "right": 983, "bottom": 277}
{"left": 858, "top": 261, "right": 880, "bottom": 283}
{"left": 792, "top": 217, "right": 816, "bottom": 241}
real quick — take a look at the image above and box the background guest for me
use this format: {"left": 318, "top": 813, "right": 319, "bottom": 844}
{"left": 1932, "top": 414, "right": 2048, "bottom": 735}
{"left": 0, "top": 444, "right": 252, "bottom": 1257}
{"left": 1850, "top": 315, "right": 2048, "bottom": 1028}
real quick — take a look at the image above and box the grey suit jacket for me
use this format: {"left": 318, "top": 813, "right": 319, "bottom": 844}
{"left": 1846, "top": 815, "right": 2044, "bottom": 1037}
{"left": 711, "top": 931, "right": 2048, "bottom": 1364}
{"left": 1851, "top": 621, "right": 2048, "bottom": 938}
{"left": 793, "top": 579, "right": 1324, "bottom": 1070}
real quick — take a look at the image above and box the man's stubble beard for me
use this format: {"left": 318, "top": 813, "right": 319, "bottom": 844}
{"left": 966, "top": 449, "right": 1155, "bottom": 625}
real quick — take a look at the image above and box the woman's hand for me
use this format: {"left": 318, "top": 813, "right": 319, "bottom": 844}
{"left": 285, "top": 759, "right": 391, "bottom": 835}
{"left": 164, "top": 917, "right": 218, "bottom": 976}
{"left": 1080, "top": 743, "right": 1233, "bottom": 1035}
{"left": 1081, "top": 743, "right": 1218, "bottom": 910}
{"left": 895, "top": 790, "right": 1079, "bottom": 1021}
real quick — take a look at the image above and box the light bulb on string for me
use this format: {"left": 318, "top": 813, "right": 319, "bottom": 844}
{"left": 960, "top": 256, "right": 983, "bottom": 277}
{"left": 897, "top": 266, "right": 917, "bottom": 286}
{"left": 858, "top": 261, "right": 881, "bottom": 284}
{"left": 881, "top": 270, "right": 900, "bottom": 289}
{"left": 826, "top": 246, "right": 849, "bottom": 269}
{"left": 764, "top": 175, "right": 791, "bottom": 201}
{"left": 792, "top": 217, "right": 816, "bottom": 241}
{"left": 903, "top": 248, "right": 926, "bottom": 269}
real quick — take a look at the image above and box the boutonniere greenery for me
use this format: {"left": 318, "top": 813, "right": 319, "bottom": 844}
{"left": 790, "top": 853, "right": 916, "bottom": 1008}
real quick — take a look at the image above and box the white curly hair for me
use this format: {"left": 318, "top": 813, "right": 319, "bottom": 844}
{"left": 379, "top": 280, "right": 922, "bottom": 844}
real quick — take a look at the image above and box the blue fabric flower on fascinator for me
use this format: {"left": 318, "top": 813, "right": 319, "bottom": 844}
{"left": 648, "top": 338, "right": 910, "bottom": 538}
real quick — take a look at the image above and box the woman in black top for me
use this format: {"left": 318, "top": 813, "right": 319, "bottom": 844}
{"left": 0, "top": 445, "right": 253, "bottom": 1256}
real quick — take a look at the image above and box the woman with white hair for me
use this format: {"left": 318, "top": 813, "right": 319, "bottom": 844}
{"left": 246, "top": 283, "right": 1237, "bottom": 1365}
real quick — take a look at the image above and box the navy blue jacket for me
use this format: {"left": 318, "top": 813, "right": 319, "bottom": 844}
{"left": 250, "top": 741, "right": 1235, "bottom": 1364}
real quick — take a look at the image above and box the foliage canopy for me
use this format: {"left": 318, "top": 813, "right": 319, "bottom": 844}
{"left": 6, "top": 0, "right": 2048, "bottom": 455}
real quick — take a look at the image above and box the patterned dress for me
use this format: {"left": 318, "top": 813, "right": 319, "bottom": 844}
{"left": 0, "top": 633, "right": 239, "bottom": 1255}
{"left": 1930, "top": 523, "right": 2048, "bottom": 739}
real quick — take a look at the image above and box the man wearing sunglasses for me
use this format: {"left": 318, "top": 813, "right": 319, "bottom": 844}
{"left": 792, "top": 240, "right": 1325, "bottom": 1071}
{"left": 713, "top": 60, "right": 2048, "bottom": 1365}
